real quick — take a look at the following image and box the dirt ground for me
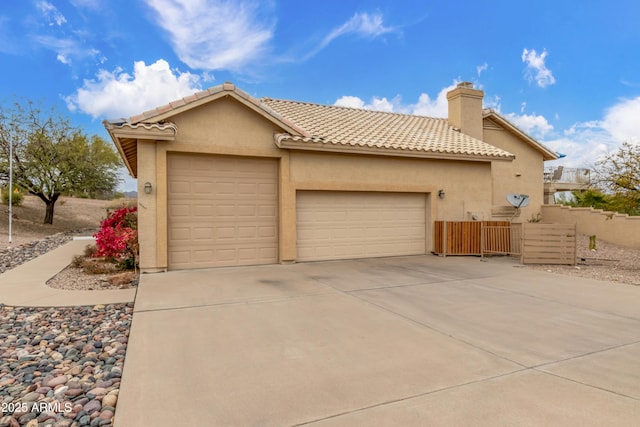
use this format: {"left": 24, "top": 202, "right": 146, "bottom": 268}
{"left": 0, "top": 195, "right": 133, "bottom": 246}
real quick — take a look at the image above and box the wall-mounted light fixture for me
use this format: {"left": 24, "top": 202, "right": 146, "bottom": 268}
{"left": 144, "top": 182, "right": 152, "bottom": 194}
{"left": 438, "top": 189, "right": 445, "bottom": 199}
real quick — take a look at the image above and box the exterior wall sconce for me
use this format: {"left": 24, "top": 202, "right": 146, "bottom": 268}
{"left": 144, "top": 182, "right": 153, "bottom": 194}
{"left": 438, "top": 189, "right": 445, "bottom": 199}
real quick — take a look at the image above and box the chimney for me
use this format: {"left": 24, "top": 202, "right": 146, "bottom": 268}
{"left": 446, "top": 82, "right": 484, "bottom": 140}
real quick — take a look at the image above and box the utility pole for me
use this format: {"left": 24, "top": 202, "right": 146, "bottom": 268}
{"left": 8, "top": 137, "right": 12, "bottom": 243}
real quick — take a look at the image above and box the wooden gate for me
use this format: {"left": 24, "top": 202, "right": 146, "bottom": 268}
{"left": 482, "top": 223, "right": 522, "bottom": 257}
{"left": 521, "top": 223, "right": 576, "bottom": 265}
{"left": 434, "top": 221, "right": 514, "bottom": 255}
{"left": 434, "top": 221, "right": 576, "bottom": 265}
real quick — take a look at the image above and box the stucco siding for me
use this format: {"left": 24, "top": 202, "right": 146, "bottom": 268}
{"left": 289, "top": 151, "right": 492, "bottom": 221}
{"left": 136, "top": 140, "right": 160, "bottom": 271}
{"left": 484, "top": 127, "right": 544, "bottom": 221}
{"left": 133, "top": 96, "right": 516, "bottom": 271}
{"left": 169, "top": 97, "right": 285, "bottom": 157}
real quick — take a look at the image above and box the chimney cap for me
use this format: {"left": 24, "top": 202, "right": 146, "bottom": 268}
{"left": 457, "top": 81, "right": 474, "bottom": 89}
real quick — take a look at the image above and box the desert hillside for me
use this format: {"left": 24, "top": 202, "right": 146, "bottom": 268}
{"left": 0, "top": 196, "right": 135, "bottom": 246}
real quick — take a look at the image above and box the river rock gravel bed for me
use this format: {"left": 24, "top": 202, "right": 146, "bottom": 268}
{"left": 0, "top": 303, "right": 133, "bottom": 427}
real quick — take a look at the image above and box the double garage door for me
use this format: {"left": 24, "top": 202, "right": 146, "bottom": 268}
{"left": 296, "top": 191, "right": 426, "bottom": 261}
{"left": 167, "top": 153, "right": 427, "bottom": 269}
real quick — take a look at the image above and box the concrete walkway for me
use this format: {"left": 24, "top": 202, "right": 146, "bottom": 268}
{"left": 0, "top": 238, "right": 136, "bottom": 306}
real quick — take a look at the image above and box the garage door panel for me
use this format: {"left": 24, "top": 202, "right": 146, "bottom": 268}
{"left": 259, "top": 182, "right": 277, "bottom": 194}
{"left": 259, "top": 225, "right": 277, "bottom": 237}
{"left": 297, "top": 191, "right": 426, "bottom": 262}
{"left": 168, "top": 205, "right": 190, "bottom": 217}
{"left": 192, "top": 227, "right": 214, "bottom": 239}
{"left": 167, "top": 153, "right": 278, "bottom": 269}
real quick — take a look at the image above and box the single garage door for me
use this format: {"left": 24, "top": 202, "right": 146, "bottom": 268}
{"left": 296, "top": 191, "right": 426, "bottom": 261}
{"left": 167, "top": 153, "right": 278, "bottom": 269}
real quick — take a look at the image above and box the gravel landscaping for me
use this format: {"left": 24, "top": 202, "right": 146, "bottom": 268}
{"left": 0, "top": 303, "right": 132, "bottom": 427}
{"left": 1, "top": 235, "right": 133, "bottom": 427}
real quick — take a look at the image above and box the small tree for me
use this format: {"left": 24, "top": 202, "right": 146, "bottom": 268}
{"left": 0, "top": 100, "right": 122, "bottom": 223}
{"left": 567, "top": 189, "right": 611, "bottom": 210}
{"left": 593, "top": 142, "right": 640, "bottom": 215}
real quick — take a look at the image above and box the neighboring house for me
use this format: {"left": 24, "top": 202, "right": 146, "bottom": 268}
{"left": 105, "top": 82, "right": 557, "bottom": 272}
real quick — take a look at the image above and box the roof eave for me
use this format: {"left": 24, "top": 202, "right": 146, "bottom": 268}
{"left": 274, "top": 137, "right": 515, "bottom": 162}
{"left": 483, "top": 110, "right": 558, "bottom": 160}
{"left": 104, "top": 120, "right": 136, "bottom": 178}
{"left": 103, "top": 121, "right": 178, "bottom": 178}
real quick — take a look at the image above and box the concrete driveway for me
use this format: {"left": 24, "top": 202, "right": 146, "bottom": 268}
{"left": 115, "top": 256, "right": 640, "bottom": 426}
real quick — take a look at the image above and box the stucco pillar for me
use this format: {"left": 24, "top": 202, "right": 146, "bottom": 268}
{"left": 136, "top": 140, "right": 163, "bottom": 272}
{"left": 279, "top": 152, "right": 297, "bottom": 262}
{"left": 544, "top": 184, "right": 557, "bottom": 204}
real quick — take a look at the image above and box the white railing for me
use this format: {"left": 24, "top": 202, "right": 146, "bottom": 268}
{"left": 544, "top": 167, "right": 591, "bottom": 184}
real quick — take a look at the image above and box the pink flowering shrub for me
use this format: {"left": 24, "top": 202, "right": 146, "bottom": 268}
{"left": 93, "top": 206, "right": 138, "bottom": 269}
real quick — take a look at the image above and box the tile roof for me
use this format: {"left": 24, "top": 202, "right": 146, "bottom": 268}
{"left": 106, "top": 82, "right": 519, "bottom": 178}
{"left": 126, "top": 82, "right": 310, "bottom": 137}
{"left": 262, "top": 98, "right": 515, "bottom": 161}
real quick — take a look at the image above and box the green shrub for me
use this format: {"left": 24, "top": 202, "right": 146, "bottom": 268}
{"left": 2, "top": 187, "right": 24, "bottom": 206}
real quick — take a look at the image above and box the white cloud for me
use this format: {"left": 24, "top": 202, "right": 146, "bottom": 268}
{"left": 56, "top": 53, "right": 70, "bottom": 64}
{"left": 542, "top": 124, "right": 612, "bottom": 168}
{"left": 601, "top": 96, "right": 640, "bottom": 144}
{"left": 484, "top": 95, "right": 501, "bottom": 112}
{"left": 369, "top": 97, "right": 395, "bottom": 112}
{"left": 69, "top": 0, "right": 101, "bottom": 9}
{"left": 543, "top": 97, "right": 640, "bottom": 168}
{"left": 144, "top": 0, "right": 275, "bottom": 71}
{"left": 505, "top": 112, "right": 554, "bottom": 138}
{"left": 522, "top": 48, "right": 556, "bottom": 88}
{"left": 334, "top": 95, "right": 395, "bottom": 112}
{"left": 476, "top": 62, "right": 488, "bottom": 76}
{"left": 305, "top": 12, "right": 396, "bottom": 60}
{"left": 322, "top": 12, "right": 394, "bottom": 46}
{"left": 334, "top": 95, "right": 365, "bottom": 109}
{"left": 409, "top": 83, "right": 458, "bottom": 117}
{"left": 334, "top": 82, "right": 458, "bottom": 117}
{"left": 65, "top": 59, "right": 203, "bottom": 118}
{"left": 32, "top": 35, "right": 103, "bottom": 66}
{"left": 37, "top": 1, "right": 67, "bottom": 26}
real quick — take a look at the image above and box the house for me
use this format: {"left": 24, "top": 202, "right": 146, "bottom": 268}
{"left": 104, "top": 82, "right": 557, "bottom": 272}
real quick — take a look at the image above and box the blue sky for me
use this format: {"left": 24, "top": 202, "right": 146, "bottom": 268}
{"left": 2, "top": 1, "right": 640, "bottom": 191}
